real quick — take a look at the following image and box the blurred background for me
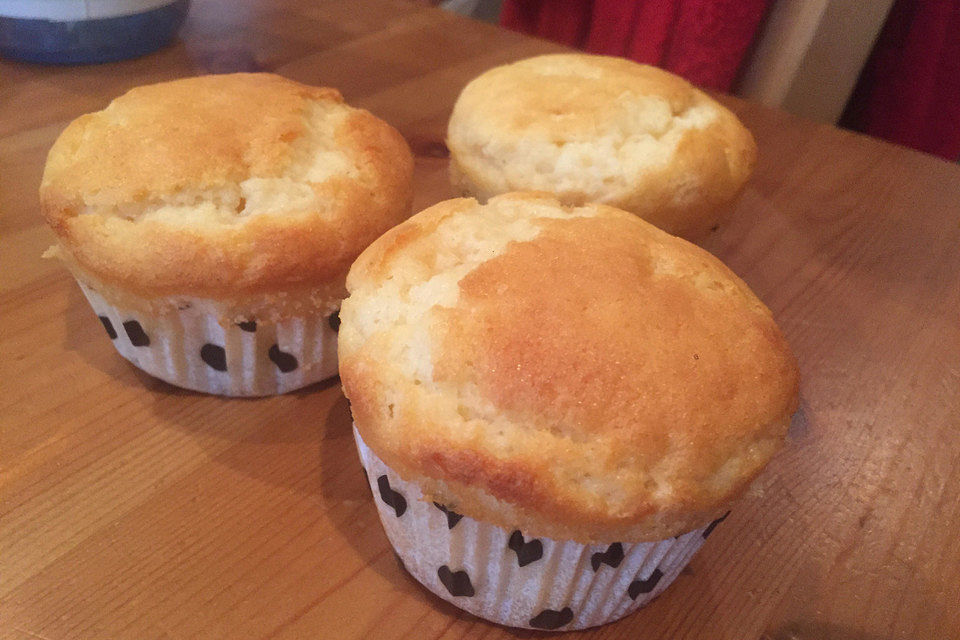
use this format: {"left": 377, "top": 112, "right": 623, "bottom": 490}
{"left": 1, "top": 0, "right": 957, "bottom": 161}
{"left": 448, "top": 0, "right": 960, "bottom": 162}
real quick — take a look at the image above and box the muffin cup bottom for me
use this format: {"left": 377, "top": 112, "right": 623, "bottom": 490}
{"left": 80, "top": 282, "right": 339, "bottom": 396}
{"left": 354, "top": 427, "right": 723, "bottom": 631}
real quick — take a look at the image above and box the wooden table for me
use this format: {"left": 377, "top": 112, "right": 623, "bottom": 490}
{"left": 2, "top": 1, "right": 959, "bottom": 638}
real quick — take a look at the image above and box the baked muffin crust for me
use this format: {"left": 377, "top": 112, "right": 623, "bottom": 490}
{"left": 447, "top": 54, "right": 757, "bottom": 238}
{"left": 41, "top": 73, "right": 414, "bottom": 309}
{"left": 340, "top": 193, "right": 798, "bottom": 542}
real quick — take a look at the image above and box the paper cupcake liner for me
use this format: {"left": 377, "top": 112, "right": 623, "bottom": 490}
{"left": 79, "top": 282, "right": 339, "bottom": 396}
{"left": 354, "top": 427, "right": 726, "bottom": 631}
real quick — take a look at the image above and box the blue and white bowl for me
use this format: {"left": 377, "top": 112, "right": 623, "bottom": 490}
{"left": 0, "top": 0, "right": 189, "bottom": 64}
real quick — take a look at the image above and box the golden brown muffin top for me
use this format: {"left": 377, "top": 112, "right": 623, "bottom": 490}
{"left": 41, "top": 73, "right": 413, "bottom": 309}
{"left": 340, "top": 193, "right": 798, "bottom": 542}
{"left": 447, "top": 54, "right": 756, "bottom": 238}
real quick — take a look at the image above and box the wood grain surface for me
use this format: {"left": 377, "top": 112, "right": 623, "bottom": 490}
{"left": 2, "top": 1, "right": 959, "bottom": 638}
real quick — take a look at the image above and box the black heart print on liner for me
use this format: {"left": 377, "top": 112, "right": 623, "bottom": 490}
{"left": 529, "top": 607, "right": 574, "bottom": 630}
{"left": 200, "top": 344, "right": 227, "bottom": 371}
{"left": 702, "top": 511, "right": 731, "bottom": 539}
{"left": 433, "top": 502, "right": 463, "bottom": 529}
{"left": 99, "top": 316, "right": 117, "bottom": 340}
{"left": 508, "top": 531, "right": 543, "bottom": 567}
{"left": 377, "top": 475, "right": 406, "bottom": 517}
{"left": 122, "top": 320, "right": 150, "bottom": 346}
{"left": 628, "top": 568, "right": 663, "bottom": 600}
{"left": 268, "top": 344, "right": 298, "bottom": 373}
{"left": 236, "top": 320, "right": 257, "bottom": 332}
{"left": 590, "top": 542, "right": 624, "bottom": 571}
{"left": 437, "top": 565, "right": 474, "bottom": 597}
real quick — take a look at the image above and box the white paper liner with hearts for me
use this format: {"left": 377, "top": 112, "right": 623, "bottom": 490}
{"left": 79, "top": 282, "right": 339, "bottom": 396}
{"left": 354, "top": 427, "right": 723, "bottom": 631}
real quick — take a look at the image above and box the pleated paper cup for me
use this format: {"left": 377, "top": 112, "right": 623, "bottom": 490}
{"left": 354, "top": 427, "right": 728, "bottom": 631}
{"left": 79, "top": 282, "right": 339, "bottom": 396}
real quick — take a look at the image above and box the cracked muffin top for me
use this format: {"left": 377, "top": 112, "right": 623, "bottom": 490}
{"left": 41, "top": 73, "right": 413, "bottom": 310}
{"left": 339, "top": 192, "right": 799, "bottom": 543}
{"left": 446, "top": 54, "right": 757, "bottom": 238}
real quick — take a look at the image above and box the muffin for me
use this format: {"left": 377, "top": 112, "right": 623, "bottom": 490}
{"left": 41, "top": 73, "right": 414, "bottom": 396}
{"left": 446, "top": 54, "right": 757, "bottom": 239}
{"left": 339, "top": 192, "right": 799, "bottom": 630}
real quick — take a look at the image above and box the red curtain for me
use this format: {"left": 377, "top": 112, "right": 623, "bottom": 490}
{"left": 500, "top": 0, "right": 769, "bottom": 92}
{"left": 841, "top": 0, "right": 960, "bottom": 161}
